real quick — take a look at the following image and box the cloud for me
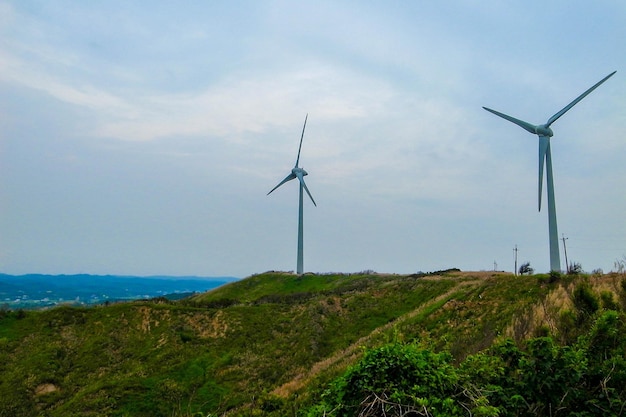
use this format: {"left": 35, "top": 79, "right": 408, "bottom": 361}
{"left": 1, "top": 1, "right": 624, "bottom": 276}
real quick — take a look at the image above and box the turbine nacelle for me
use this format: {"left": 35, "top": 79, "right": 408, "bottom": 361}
{"left": 293, "top": 167, "right": 308, "bottom": 177}
{"left": 535, "top": 125, "right": 553, "bottom": 137}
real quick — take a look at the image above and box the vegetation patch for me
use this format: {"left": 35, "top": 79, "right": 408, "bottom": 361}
{"left": 1, "top": 271, "right": 626, "bottom": 416}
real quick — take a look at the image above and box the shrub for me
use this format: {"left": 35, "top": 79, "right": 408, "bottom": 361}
{"left": 309, "top": 343, "right": 464, "bottom": 416}
{"left": 307, "top": 324, "right": 626, "bottom": 417}
{"left": 567, "top": 262, "right": 583, "bottom": 275}
{"left": 548, "top": 270, "right": 561, "bottom": 283}
{"left": 600, "top": 291, "right": 619, "bottom": 311}
{"left": 572, "top": 280, "right": 599, "bottom": 322}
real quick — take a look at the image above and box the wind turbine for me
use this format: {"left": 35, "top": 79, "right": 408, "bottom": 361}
{"left": 268, "top": 114, "right": 317, "bottom": 274}
{"left": 483, "top": 71, "right": 616, "bottom": 272}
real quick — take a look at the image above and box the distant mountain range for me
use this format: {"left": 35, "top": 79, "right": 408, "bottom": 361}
{"left": 0, "top": 273, "right": 239, "bottom": 309}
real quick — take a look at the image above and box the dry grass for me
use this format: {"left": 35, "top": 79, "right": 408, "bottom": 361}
{"left": 506, "top": 273, "right": 626, "bottom": 341}
{"left": 271, "top": 279, "right": 480, "bottom": 398}
{"left": 506, "top": 284, "right": 573, "bottom": 340}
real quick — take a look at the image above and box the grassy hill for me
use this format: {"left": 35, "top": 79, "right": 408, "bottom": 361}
{"left": 1, "top": 269, "right": 624, "bottom": 416}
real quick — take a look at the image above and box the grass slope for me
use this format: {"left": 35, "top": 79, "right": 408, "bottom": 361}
{"left": 0, "top": 270, "right": 620, "bottom": 416}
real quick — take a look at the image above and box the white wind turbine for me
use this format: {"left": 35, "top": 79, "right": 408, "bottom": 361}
{"left": 483, "top": 71, "right": 616, "bottom": 272}
{"left": 268, "top": 114, "right": 317, "bottom": 274}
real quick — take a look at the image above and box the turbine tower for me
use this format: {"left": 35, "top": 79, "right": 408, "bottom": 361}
{"left": 483, "top": 71, "right": 616, "bottom": 272}
{"left": 268, "top": 114, "right": 317, "bottom": 274}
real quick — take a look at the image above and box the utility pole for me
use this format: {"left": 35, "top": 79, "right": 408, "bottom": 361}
{"left": 561, "top": 234, "right": 569, "bottom": 274}
{"left": 513, "top": 245, "right": 518, "bottom": 276}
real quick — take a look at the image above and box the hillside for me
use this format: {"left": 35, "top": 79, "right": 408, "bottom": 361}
{"left": 1, "top": 270, "right": 624, "bottom": 416}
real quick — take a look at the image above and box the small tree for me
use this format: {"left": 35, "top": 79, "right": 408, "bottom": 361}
{"left": 568, "top": 262, "right": 583, "bottom": 275}
{"left": 519, "top": 262, "right": 534, "bottom": 276}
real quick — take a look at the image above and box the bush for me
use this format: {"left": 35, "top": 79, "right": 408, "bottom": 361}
{"left": 307, "top": 315, "right": 626, "bottom": 417}
{"left": 600, "top": 291, "right": 619, "bottom": 311}
{"left": 549, "top": 270, "right": 562, "bottom": 283}
{"left": 309, "top": 343, "right": 464, "bottom": 416}
{"left": 573, "top": 280, "right": 599, "bottom": 322}
{"left": 568, "top": 262, "right": 583, "bottom": 275}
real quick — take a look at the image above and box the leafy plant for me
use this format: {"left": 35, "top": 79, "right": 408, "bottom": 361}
{"left": 572, "top": 279, "right": 599, "bottom": 322}
{"left": 308, "top": 342, "right": 464, "bottom": 416}
{"left": 309, "top": 321, "right": 626, "bottom": 416}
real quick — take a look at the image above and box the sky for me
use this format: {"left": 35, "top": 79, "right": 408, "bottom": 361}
{"left": 1, "top": 1, "right": 625, "bottom": 278}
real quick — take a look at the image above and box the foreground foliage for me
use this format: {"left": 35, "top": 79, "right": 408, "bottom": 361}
{"left": 306, "top": 276, "right": 626, "bottom": 417}
{"left": 307, "top": 310, "right": 626, "bottom": 416}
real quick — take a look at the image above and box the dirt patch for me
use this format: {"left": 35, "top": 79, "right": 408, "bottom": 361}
{"left": 35, "top": 383, "right": 59, "bottom": 396}
{"left": 183, "top": 310, "right": 231, "bottom": 339}
{"left": 137, "top": 306, "right": 171, "bottom": 333}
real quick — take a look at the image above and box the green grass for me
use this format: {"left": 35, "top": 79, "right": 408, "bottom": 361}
{"left": 1, "top": 271, "right": 622, "bottom": 416}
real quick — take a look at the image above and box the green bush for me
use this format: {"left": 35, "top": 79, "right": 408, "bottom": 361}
{"left": 573, "top": 280, "right": 599, "bottom": 322}
{"left": 307, "top": 311, "right": 626, "bottom": 417}
{"left": 308, "top": 343, "right": 463, "bottom": 416}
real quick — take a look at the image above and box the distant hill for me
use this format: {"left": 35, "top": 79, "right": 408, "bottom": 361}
{"left": 0, "top": 273, "right": 239, "bottom": 309}
{"left": 0, "top": 270, "right": 624, "bottom": 416}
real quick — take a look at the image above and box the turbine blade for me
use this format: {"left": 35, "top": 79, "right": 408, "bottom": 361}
{"left": 267, "top": 173, "right": 296, "bottom": 195}
{"left": 538, "top": 136, "right": 550, "bottom": 211}
{"left": 546, "top": 71, "right": 616, "bottom": 127}
{"left": 483, "top": 107, "right": 538, "bottom": 134}
{"left": 295, "top": 114, "right": 308, "bottom": 168}
{"left": 301, "top": 181, "right": 317, "bottom": 207}
{"left": 296, "top": 171, "right": 316, "bottom": 206}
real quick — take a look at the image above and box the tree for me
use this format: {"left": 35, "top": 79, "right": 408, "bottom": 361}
{"left": 519, "top": 262, "right": 534, "bottom": 275}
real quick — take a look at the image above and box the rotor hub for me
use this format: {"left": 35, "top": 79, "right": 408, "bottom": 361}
{"left": 535, "top": 125, "right": 554, "bottom": 137}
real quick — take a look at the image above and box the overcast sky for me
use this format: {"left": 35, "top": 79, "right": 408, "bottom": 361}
{"left": 1, "top": 1, "right": 625, "bottom": 277}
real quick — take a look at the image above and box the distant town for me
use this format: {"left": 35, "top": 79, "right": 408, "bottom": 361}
{"left": 0, "top": 274, "right": 239, "bottom": 310}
